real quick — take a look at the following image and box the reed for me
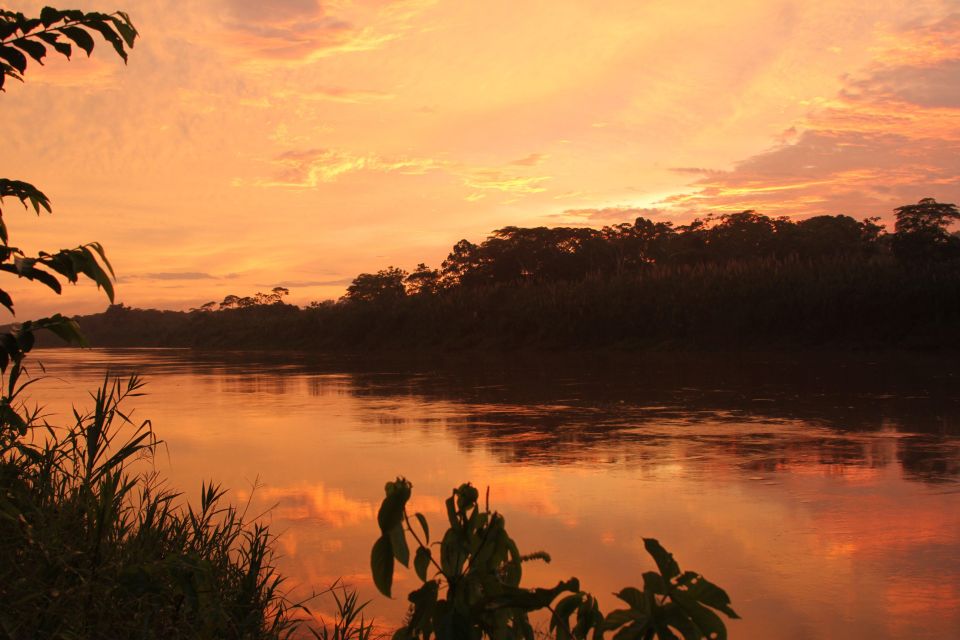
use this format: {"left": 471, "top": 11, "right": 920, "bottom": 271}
{"left": 0, "top": 374, "right": 303, "bottom": 639}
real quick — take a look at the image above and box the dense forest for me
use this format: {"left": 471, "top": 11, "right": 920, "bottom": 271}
{"left": 65, "top": 199, "right": 960, "bottom": 351}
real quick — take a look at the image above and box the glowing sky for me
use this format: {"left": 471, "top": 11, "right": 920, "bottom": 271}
{"left": 2, "top": 0, "right": 959, "bottom": 317}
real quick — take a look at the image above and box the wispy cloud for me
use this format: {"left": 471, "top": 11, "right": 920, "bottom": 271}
{"left": 213, "top": 0, "right": 434, "bottom": 64}
{"left": 658, "top": 15, "right": 960, "bottom": 219}
{"left": 122, "top": 272, "right": 219, "bottom": 282}
{"left": 272, "top": 278, "right": 355, "bottom": 287}
{"left": 257, "top": 148, "right": 445, "bottom": 187}
{"left": 462, "top": 169, "right": 550, "bottom": 194}
{"left": 253, "top": 148, "right": 552, "bottom": 196}
{"left": 509, "top": 153, "right": 547, "bottom": 166}
{"left": 561, "top": 206, "right": 664, "bottom": 222}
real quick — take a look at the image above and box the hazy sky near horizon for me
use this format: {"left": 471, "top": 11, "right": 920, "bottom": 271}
{"left": 2, "top": 0, "right": 959, "bottom": 317}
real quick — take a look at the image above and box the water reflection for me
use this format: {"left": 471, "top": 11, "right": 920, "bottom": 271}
{"left": 25, "top": 348, "right": 960, "bottom": 639}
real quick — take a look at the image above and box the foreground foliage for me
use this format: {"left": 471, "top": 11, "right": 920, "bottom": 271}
{"left": 0, "top": 375, "right": 300, "bottom": 638}
{"left": 372, "top": 479, "right": 738, "bottom": 640}
{"left": 0, "top": 7, "right": 325, "bottom": 638}
{"left": 0, "top": 7, "right": 135, "bottom": 367}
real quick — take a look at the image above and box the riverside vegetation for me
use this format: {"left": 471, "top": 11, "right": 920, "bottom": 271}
{"left": 72, "top": 200, "right": 960, "bottom": 351}
{"left": 0, "top": 8, "right": 305, "bottom": 638}
{"left": 1, "top": 6, "right": 737, "bottom": 639}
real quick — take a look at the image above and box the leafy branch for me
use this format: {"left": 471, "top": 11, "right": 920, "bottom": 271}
{"left": 0, "top": 6, "right": 137, "bottom": 90}
{"left": 0, "top": 6, "right": 136, "bottom": 438}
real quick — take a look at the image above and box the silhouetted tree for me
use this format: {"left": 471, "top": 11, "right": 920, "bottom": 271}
{"left": 892, "top": 198, "right": 960, "bottom": 262}
{"left": 254, "top": 286, "right": 290, "bottom": 305}
{"left": 701, "top": 211, "right": 788, "bottom": 260}
{"left": 344, "top": 267, "right": 407, "bottom": 303}
{"left": 792, "top": 215, "right": 884, "bottom": 258}
{"left": 441, "top": 240, "right": 482, "bottom": 288}
{"left": 405, "top": 263, "right": 440, "bottom": 295}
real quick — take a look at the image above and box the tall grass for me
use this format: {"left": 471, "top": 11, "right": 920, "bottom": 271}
{"left": 0, "top": 374, "right": 302, "bottom": 639}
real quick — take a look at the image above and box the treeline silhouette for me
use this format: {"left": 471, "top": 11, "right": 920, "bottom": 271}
{"left": 67, "top": 199, "right": 960, "bottom": 350}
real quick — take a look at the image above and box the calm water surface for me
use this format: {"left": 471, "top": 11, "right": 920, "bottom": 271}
{"left": 26, "top": 349, "right": 960, "bottom": 639}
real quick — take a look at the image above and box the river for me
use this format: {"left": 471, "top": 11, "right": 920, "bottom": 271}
{"left": 24, "top": 348, "right": 960, "bottom": 639}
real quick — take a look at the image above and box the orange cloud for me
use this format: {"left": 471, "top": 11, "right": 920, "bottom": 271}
{"left": 648, "top": 14, "right": 960, "bottom": 220}
{"left": 212, "top": 0, "right": 435, "bottom": 65}
{"left": 253, "top": 148, "right": 552, "bottom": 196}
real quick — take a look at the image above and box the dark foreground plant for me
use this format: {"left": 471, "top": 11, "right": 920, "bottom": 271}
{"left": 0, "top": 373, "right": 306, "bottom": 639}
{"left": 371, "top": 479, "right": 738, "bottom": 640}
{"left": 309, "top": 581, "right": 377, "bottom": 640}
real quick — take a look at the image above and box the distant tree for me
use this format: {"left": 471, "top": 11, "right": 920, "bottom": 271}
{"left": 892, "top": 198, "right": 960, "bottom": 262}
{"left": 218, "top": 294, "right": 241, "bottom": 310}
{"left": 344, "top": 267, "right": 407, "bottom": 303}
{"left": 405, "top": 263, "right": 439, "bottom": 295}
{"left": 792, "top": 215, "right": 884, "bottom": 258}
{"left": 632, "top": 217, "right": 676, "bottom": 264}
{"left": 701, "top": 211, "right": 787, "bottom": 260}
{"left": 253, "top": 286, "right": 290, "bottom": 305}
{"left": 441, "top": 240, "right": 482, "bottom": 288}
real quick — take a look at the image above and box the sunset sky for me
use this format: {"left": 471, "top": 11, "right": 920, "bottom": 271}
{"left": 2, "top": 0, "right": 959, "bottom": 317}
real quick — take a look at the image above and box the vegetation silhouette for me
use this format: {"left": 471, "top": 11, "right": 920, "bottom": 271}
{"left": 0, "top": 8, "right": 318, "bottom": 638}
{"left": 371, "top": 478, "right": 737, "bottom": 640}
{"left": 68, "top": 201, "right": 960, "bottom": 351}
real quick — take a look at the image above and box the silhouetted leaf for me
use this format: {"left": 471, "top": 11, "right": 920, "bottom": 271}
{"left": 40, "top": 7, "right": 62, "bottom": 27}
{"left": 614, "top": 587, "right": 645, "bottom": 610}
{"left": 17, "top": 17, "right": 42, "bottom": 34}
{"left": 37, "top": 32, "right": 71, "bottom": 58}
{"left": 86, "top": 241, "right": 115, "bottom": 277}
{"left": 0, "top": 22, "right": 19, "bottom": 40}
{"left": 550, "top": 593, "right": 582, "bottom": 639}
{"left": 0, "top": 179, "right": 52, "bottom": 214}
{"left": 371, "top": 534, "right": 394, "bottom": 597}
{"left": 85, "top": 20, "right": 126, "bottom": 61}
{"left": 440, "top": 528, "right": 460, "bottom": 576}
{"left": 486, "top": 579, "right": 579, "bottom": 611}
{"left": 378, "top": 478, "right": 410, "bottom": 533}
{"left": 2, "top": 260, "right": 62, "bottom": 293}
{"left": 35, "top": 314, "right": 87, "bottom": 347}
{"left": 389, "top": 523, "right": 409, "bottom": 568}
{"left": 0, "top": 45, "right": 27, "bottom": 73}
{"left": 643, "top": 539, "right": 680, "bottom": 581}
{"left": 455, "top": 483, "right": 479, "bottom": 512}
{"left": 0, "top": 288, "right": 12, "bottom": 313}
{"left": 415, "top": 512, "right": 430, "bottom": 544}
{"left": 669, "top": 596, "right": 728, "bottom": 640}
{"left": 414, "top": 546, "right": 432, "bottom": 581}
{"left": 674, "top": 572, "right": 738, "bottom": 619}
{"left": 14, "top": 39, "right": 46, "bottom": 64}
{"left": 81, "top": 245, "right": 115, "bottom": 301}
{"left": 111, "top": 13, "right": 137, "bottom": 48}
{"left": 642, "top": 571, "right": 668, "bottom": 595}
{"left": 602, "top": 608, "right": 647, "bottom": 631}
{"left": 60, "top": 26, "right": 93, "bottom": 55}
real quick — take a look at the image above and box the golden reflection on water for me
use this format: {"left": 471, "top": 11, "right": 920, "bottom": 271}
{"left": 24, "top": 349, "right": 960, "bottom": 639}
